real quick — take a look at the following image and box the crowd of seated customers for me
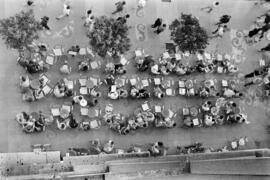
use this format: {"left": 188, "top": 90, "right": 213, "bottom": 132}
{"left": 16, "top": 111, "right": 49, "bottom": 133}
{"left": 53, "top": 78, "right": 74, "bottom": 98}
{"left": 105, "top": 62, "right": 127, "bottom": 75}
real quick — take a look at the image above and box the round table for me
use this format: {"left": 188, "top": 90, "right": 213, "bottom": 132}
{"left": 86, "top": 79, "right": 94, "bottom": 89}
{"left": 162, "top": 109, "right": 170, "bottom": 118}
{"left": 60, "top": 109, "right": 69, "bottom": 119}
{"left": 185, "top": 80, "right": 193, "bottom": 89}
{"left": 211, "top": 107, "right": 219, "bottom": 116}
{"left": 80, "top": 99, "right": 88, "bottom": 107}
{"left": 204, "top": 80, "right": 214, "bottom": 88}
{"left": 30, "top": 79, "right": 40, "bottom": 89}
{"left": 190, "top": 107, "right": 198, "bottom": 117}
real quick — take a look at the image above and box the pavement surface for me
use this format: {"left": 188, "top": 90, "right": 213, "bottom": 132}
{"left": 0, "top": 0, "right": 269, "bottom": 155}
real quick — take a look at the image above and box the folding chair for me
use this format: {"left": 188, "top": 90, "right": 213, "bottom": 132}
{"left": 154, "top": 104, "right": 164, "bottom": 113}
{"left": 204, "top": 52, "right": 211, "bottom": 60}
{"left": 141, "top": 101, "right": 151, "bottom": 111}
{"left": 87, "top": 47, "right": 95, "bottom": 57}
{"left": 182, "top": 107, "right": 190, "bottom": 116}
{"left": 80, "top": 87, "right": 88, "bottom": 95}
{"left": 175, "top": 53, "right": 181, "bottom": 61}
{"left": 88, "top": 108, "right": 101, "bottom": 118}
{"left": 50, "top": 104, "right": 61, "bottom": 117}
{"left": 179, "top": 80, "right": 185, "bottom": 88}
{"left": 53, "top": 45, "right": 64, "bottom": 57}
{"left": 221, "top": 80, "right": 228, "bottom": 87}
{"left": 66, "top": 79, "right": 74, "bottom": 90}
{"left": 105, "top": 104, "right": 114, "bottom": 114}
{"left": 79, "top": 77, "right": 87, "bottom": 86}
{"left": 197, "top": 53, "right": 204, "bottom": 61}
{"left": 224, "top": 54, "right": 231, "bottom": 61}
{"left": 80, "top": 107, "right": 89, "bottom": 116}
{"left": 179, "top": 88, "right": 186, "bottom": 95}
{"left": 45, "top": 55, "right": 55, "bottom": 65}
{"left": 62, "top": 102, "right": 73, "bottom": 113}
{"left": 217, "top": 54, "right": 223, "bottom": 61}
{"left": 135, "top": 49, "right": 143, "bottom": 57}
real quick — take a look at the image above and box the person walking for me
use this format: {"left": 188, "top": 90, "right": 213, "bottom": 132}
{"left": 201, "top": 1, "right": 219, "bottom": 13}
{"left": 151, "top": 18, "right": 162, "bottom": 28}
{"left": 154, "top": 24, "right": 166, "bottom": 34}
{"left": 56, "top": 4, "right": 71, "bottom": 20}
{"left": 112, "top": 1, "right": 126, "bottom": 14}
{"left": 215, "top": 15, "right": 231, "bottom": 25}
{"left": 40, "top": 16, "right": 50, "bottom": 30}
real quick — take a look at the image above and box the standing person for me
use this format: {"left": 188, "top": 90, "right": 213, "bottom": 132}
{"left": 211, "top": 24, "right": 229, "bottom": 38}
{"left": 151, "top": 18, "right": 162, "bottom": 28}
{"left": 83, "top": 10, "right": 94, "bottom": 27}
{"left": 201, "top": 1, "right": 219, "bottom": 13}
{"left": 112, "top": 1, "right": 126, "bottom": 14}
{"left": 116, "top": 14, "right": 130, "bottom": 24}
{"left": 215, "top": 15, "right": 231, "bottom": 25}
{"left": 56, "top": 4, "right": 71, "bottom": 20}
{"left": 40, "top": 16, "right": 50, "bottom": 30}
{"left": 258, "top": 24, "right": 270, "bottom": 40}
{"left": 154, "top": 24, "right": 166, "bottom": 34}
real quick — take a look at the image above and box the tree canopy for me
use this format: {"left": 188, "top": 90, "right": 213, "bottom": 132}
{"left": 87, "top": 16, "right": 131, "bottom": 58}
{"left": 169, "top": 13, "right": 209, "bottom": 53}
{"left": 0, "top": 10, "right": 42, "bottom": 51}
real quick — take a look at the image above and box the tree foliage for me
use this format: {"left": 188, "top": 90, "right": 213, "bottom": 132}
{"left": 169, "top": 13, "right": 209, "bottom": 53}
{"left": 0, "top": 10, "right": 42, "bottom": 51}
{"left": 87, "top": 16, "right": 131, "bottom": 58}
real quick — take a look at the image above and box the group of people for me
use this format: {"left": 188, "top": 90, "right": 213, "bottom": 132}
{"left": 16, "top": 111, "right": 49, "bottom": 133}
{"left": 53, "top": 78, "right": 74, "bottom": 98}
{"left": 136, "top": 52, "right": 238, "bottom": 76}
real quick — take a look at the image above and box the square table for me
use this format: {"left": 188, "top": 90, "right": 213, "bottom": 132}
{"left": 197, "top": 54, "right": 203, "bottom": 61}
{"left": 175, "top": 53, "right": 181, "bottom": 61}
{"left": 120, "top": 56, "right": 128, "bottom": 65}
{"left": 90, "top": 120, "right": 99, "bottom": 129}
{"left": 79, "top": 48, "right": 87, "bottom": 55}
{"left": 179, "top": 80, "right": 185, "bottom": 88}
{"left": 51, "top": 108, "right": 60, "bottom": 116}
{"left": 154, "top": 78, "right": 161, "bottom": 85}
{"left": 222, "top": 80, "right": 228, "bottom": 87}
{"left": 182, "top": 108, "right": 190, "bottom": 116}
{"left": 163, "top": 52, "right": 170, "bottom": 59}
{"left": 130, "top": 78, "right": 137, "bottom": 86}
{"left": 154, "top": 106, "right": 162, "bottom": 113}
{"left": 166, "top": 88, "right": 174, "bottom": 96}
{"left": 46, "top": 56, "right": 54, "bottom": 65}
{"left": 80, "top": 107, "right": 89, "bottom": 116}
{"left": 217, "top": 54, "right": 223, "bottom": 61}
{"left": 90, "top": 61, "right": 99, "bottom": 69}
{"left": 142, "top": 79, "right": 149, "bottom": 87}
{"left": 42, "top": 85, "right": 52, "bottom": 95}
{"left": 217, "top": 66, "right": 224, "bottom": 73}
{"left": 53, "top": 48, "right": 63, "bottom": 56}
{"left": 79, "top": 78, "right": 87, "bottom": 86}
{"left": 80, "top": 87, "right": 88, "bottom": 95}
{"left": 141, "top": 102, "right": 150, "bottom": 111}
{"left": 88, "top": 109, "right": 99, "bottom": 118}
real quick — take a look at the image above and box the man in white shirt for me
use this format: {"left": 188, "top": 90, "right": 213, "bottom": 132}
{"left": 56, "top": 4, "right": 71, "bottom": 20}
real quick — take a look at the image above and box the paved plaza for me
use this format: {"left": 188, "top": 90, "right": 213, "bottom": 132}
{"left": 0, "top": 0, "right": 269, "bottom": 155}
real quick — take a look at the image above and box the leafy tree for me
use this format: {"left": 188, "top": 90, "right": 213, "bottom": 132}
{"left": 0, "top": 10, "right": 42, "bottom": 52}
{"left": 169, "top": 13, "right": 209, "bottom": 53}
{"left": 87, "top": 16, "right": 131, "bottom": 58}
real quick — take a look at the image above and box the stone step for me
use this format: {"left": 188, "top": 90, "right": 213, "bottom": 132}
{"left": 190, "top": 157, "right": 270, "bottom": 176}
{"left": 109, "top": 160, "right": 183, "bottom": 174}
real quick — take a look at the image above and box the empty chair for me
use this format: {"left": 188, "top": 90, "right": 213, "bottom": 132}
{"left": 53, "top": 45, "right": 64, "bottom": 57}
{"left": 51, "top": 104, "right": 61, "bottom": 116}
{"left": 45, "top": 55, "right": 55, "bottom": 65}
{"left": 79, "top": 77, "right": 87, "bottom": 86}
{"left": 80, "top": 87, "right": 88, "bottom": 95}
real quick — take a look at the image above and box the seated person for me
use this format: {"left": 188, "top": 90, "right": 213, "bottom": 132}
{"left": 67, "top": 45, "right": 80, "bottom": 54}
{"left": 80, "top": 121, "right": 91, "bottom": 131}
{"left": 88, "top": 98, "right": 98, "bottom": 107}
{"left": 53, "top": 83, "right": 66, "bottom": 98}
{"left": 201, "top": 101, "right": 212, "bottom": 111}
{"left": 59, "top": 61, "right": 71, "bottom": 74}
{"left": 204, "top": 114, "right": 215, "bottom": 126}
{"left": 20, "top": 75, "right": 30, "bottom": 92}
{"left": 72, "top": 95, "right": 84, "bottom": 104}
{"left": 105, "top": 74, "right": 115, "bottom": 85}
{"left": 90, "top": 88, "right": 101, "bottom": 97}
{"left": 154, "top": 86, "right": 165, "bottom": 99}
{"left": 223, "top": 88, "right": 236, "bottom": 98}
{"left": 65, "top": 89, "right": 74, "bottom": 97}
{"left": 22, "top": 90, "right": 35, "bottom": 102}
{"left": 165, "top": 119, "right": 176, "bottom": 128}
{"left": 78, "top": 61, "right": 90, "bottom": 71}
{"left": 174, "top": 63, "right": 187, "bottom": 75}
{"left": 115, "top": 64, "right": 127, "bottom": 74}
{"left": 108, "top": 91, "right": 119, "bottom": 100}
{"left": 138, "top": 88, "right": 150, "bottom": 99}
{"left": 68, "top": 113, "right": 79, "bottom": 128}
{"left": 130, "top": 87, "right": 139, "bottom": 98}
{"left": 138, "top": 56, "right": 154, "bottom": 72}
{"left": 150, "top": 63, "right": 160, "bottom": 74}
{"left": 160, "top": 65, "right": 170, "bottom": 75}
{"left": 103, "top": 140, "right": 115, "bottom": 153}
{"left": 199, "top": 87, "right": 210, "bottom": 97}
{"left": 118, "top": 89, "right": 128, "bottom": 98}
